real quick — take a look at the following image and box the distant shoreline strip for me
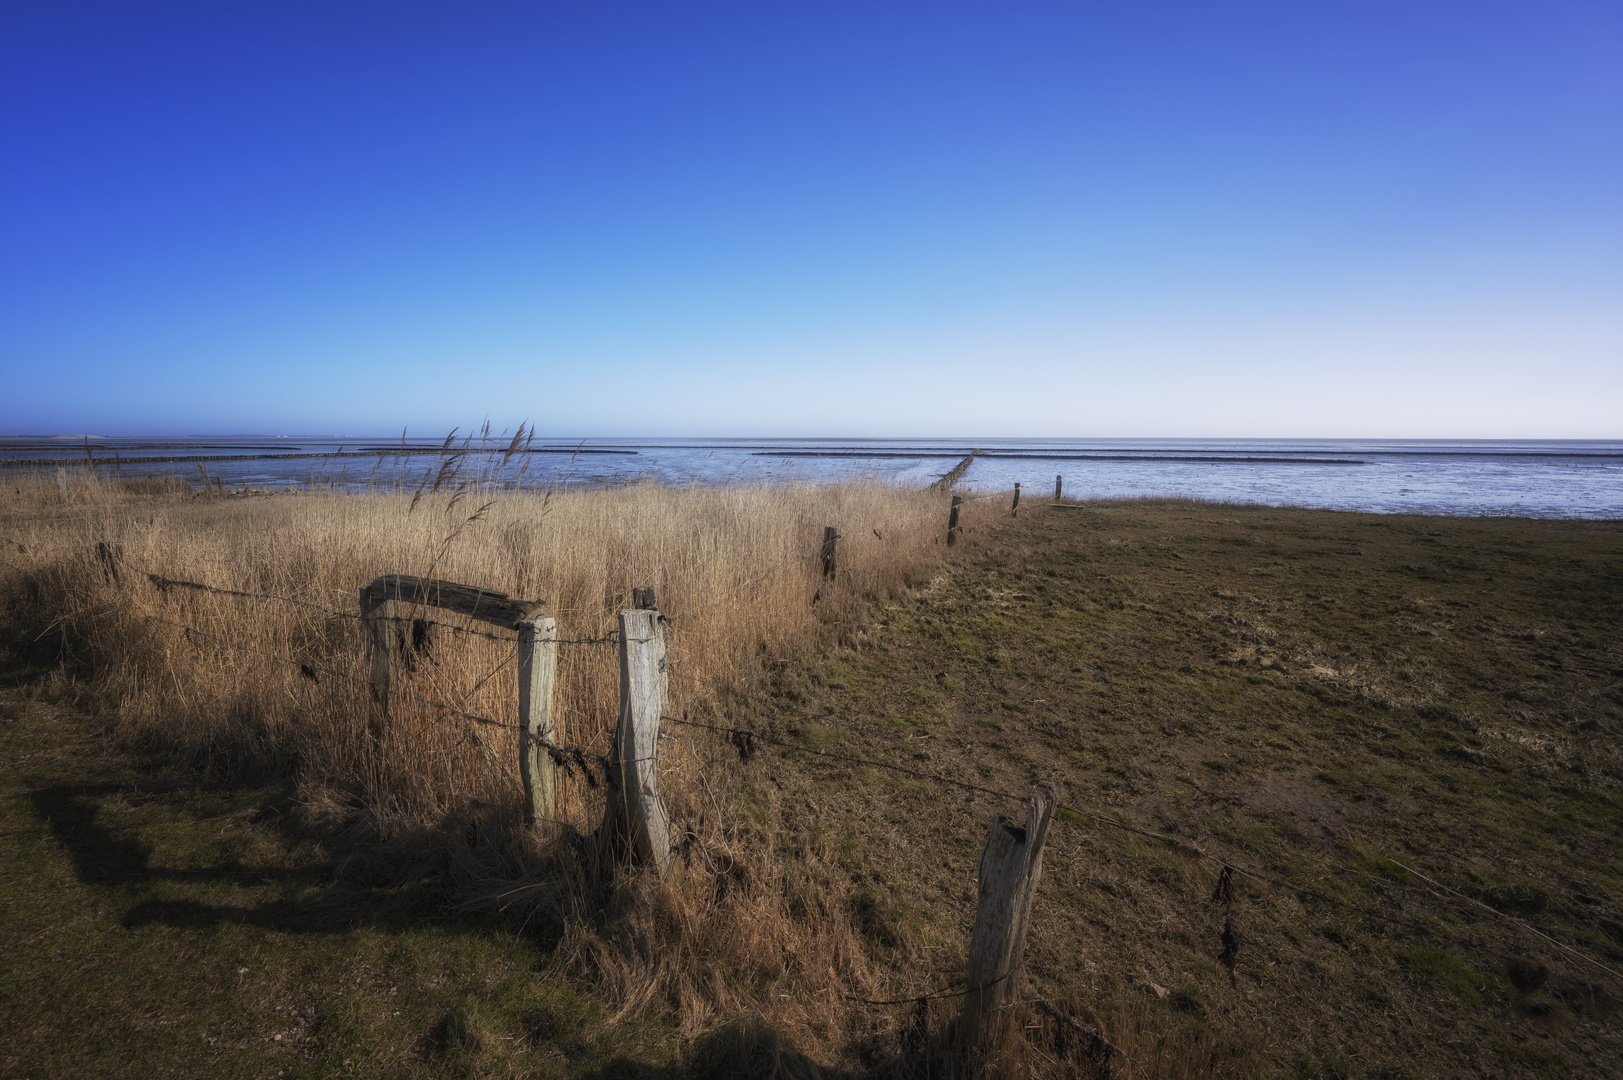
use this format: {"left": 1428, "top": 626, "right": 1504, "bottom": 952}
{"left": 755, "top": 451, "right": 1367, "bottom": 465}
{"left": 0, "top": 447, "right": 639, "bottom": 467}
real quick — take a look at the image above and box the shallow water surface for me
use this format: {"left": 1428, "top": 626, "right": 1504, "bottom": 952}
{"left": 3, "top": 435, "right": 1619, "bottom": 518}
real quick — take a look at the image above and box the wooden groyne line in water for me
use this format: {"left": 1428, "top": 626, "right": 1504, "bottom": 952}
{"left": 929, "top": 450, "right": 979, "bottom": 492}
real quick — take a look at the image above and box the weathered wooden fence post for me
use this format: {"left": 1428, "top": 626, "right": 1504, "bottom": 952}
{"left": 946, "top": 495, "right": 962, "bottom": 547}
{"left": 1011, "top": 483, "right": 1021, "bottom": 518}
{"left": 359, "top": 587, "right": 397, "bottom": 739}
{"left": 616, "top": 597, "right": 673, "bottom": 878}
{"left": 518, "top": 614, "right": 559, "bottom": 825}
{"left": 633, "top": 585, "right": 657, "bottom": 610}
{"left": 1054, "top": 474, "right": 1062, "bottom": 501}
{"left": 961, "top": 783, "right": 1056, "bottom": 1048}
{"left": 56, "top": 467, "right": 68, "bottom": 504}
{"left": 821, "top": 526, "right": 839, "bottom": 580}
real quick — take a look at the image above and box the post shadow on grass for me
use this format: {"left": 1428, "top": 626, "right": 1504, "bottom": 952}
{"left": 564, "top": 1018, "right": 854, "bottom": 1080}
{"left": 22, "top": 778, "right": 474, "bottom": 937}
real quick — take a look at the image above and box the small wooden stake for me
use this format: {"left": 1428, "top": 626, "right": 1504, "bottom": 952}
{"left": 1054, "top": 474, "right": 1062, "bottom": 501}
{"left": 616, "top": 605, "right": 673, "bottom": 877}
{"left": 56, "top": 467, "right": 68, "bottom": 504}
{"left": 961, "top": 783, "right": 1055, "bottom": 1048}
{"left": 518, "top": 615, "right": 559, "bottom": 825}
{"left": 946, "top": 496, "right": 962, "bottom": 547}
{"left": 633, "top": 586, "right": 658, "bottom": 610}
{"left": 359, "top": 587, "right": 397, "bottom": 740}
{"left": 821, "top": 526, "right": 839, "bottom": 580}
{"left": 1011, "top": 483, "right": 1021, "bottom": 518}
{"left": 96, "top": 541, "right": 122, "bottom": 584}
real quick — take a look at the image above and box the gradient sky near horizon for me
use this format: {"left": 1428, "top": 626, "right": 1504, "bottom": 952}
{"left": 2, "top": 2, "right": 1620, "bottom": 439}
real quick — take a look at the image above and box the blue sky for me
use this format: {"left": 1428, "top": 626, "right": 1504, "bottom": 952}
{"left": 2, "top": 2, "right": 1619, "bottom": 438}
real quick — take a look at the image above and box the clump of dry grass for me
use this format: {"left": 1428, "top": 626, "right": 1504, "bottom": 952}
{"left": 0, "top": 463, "right": 1033, "bottom": 1070}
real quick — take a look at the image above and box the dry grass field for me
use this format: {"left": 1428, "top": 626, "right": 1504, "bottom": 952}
{"left": 2, "top": 473, "right": 1620, "bottom": 1078}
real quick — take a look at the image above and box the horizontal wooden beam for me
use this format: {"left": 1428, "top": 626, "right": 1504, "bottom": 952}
{"left": 364, "top": 574, "right": 545, "bottom": 629}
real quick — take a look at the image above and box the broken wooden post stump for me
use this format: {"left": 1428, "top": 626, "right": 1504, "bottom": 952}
{"left": 961, "top": 783, "right": 1056, "bottom": 1048}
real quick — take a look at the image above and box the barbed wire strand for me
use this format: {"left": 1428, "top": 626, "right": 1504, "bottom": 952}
{"left": 140, "top": 611, "right": 613, "bottom": 771}
{"left": 659, "top": 705, "right": 1623, "bottom": 985}
{"left": 108, "top": 548, "right": 625, "bottom": 646}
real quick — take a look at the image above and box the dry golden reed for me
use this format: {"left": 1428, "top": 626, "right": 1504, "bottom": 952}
{"left": 1, "top": 465, "right": 1050, "bottom": 1067}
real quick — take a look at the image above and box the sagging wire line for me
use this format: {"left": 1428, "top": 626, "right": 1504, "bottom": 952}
{"left": 1030, "top": 998, "right": 1179, "bottom": 1080}
{"left": 669, "top": 495, "right": 1033, "bottom": 637}
{"left": 658, "top": 727, "right": 739, "bottom": 877}
{"left": 845, "top": 971, "right": 1002, "bottom": 1006}
{"left": 107, "top": 547, "right": 624, "bottom": 646}
{"left": 1389, "top": 858, "right": 1623, "bottom": 982}
{"left": 142, "top": 611, "right": 517, "bottom": 732}
{"left": 663, "top": 707, "right": 1623, "bottom": 986}
{"left": 139, "top": 612, "right": 614, "bottom": 776}
{"left": 109, "top": 547, "right": 509, "bottom": 638}
{"left": 0, "top": 534, "right": 26, "bottom": 553}
{"left": 1176, "top": 796, "right": 1623, "bottom": 980}
{"left": 660, "top": 714, "right": 1028, "bottom": 805}
{"left": 111, "top": 548, "right": 365, "bottom": 621}
{"left": 665, "top": 601, "right": 814, "bottom": 667}
{"left": 664, "top": 532, "right": 836, "bottom": 622}
{"left": 851, "top": 978, "right": 1176, "bottom": 1080}
{"left": 665, "top": 492, "right": 1027, "bottom": 627}
{"left": 662, "top": 668, "right": 1049, "bottom": 796}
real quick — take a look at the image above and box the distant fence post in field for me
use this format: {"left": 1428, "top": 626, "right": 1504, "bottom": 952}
{"left": 518, "top": 615, "right": 559, "bottom": 825}
{"left": 1011, "top": 483, "right": 1021, "bottom": 518}
{"left": 961, "top": 783, "right": 1055, "bottom": 1049}
{"left": 947, "top": 495, "right": 962, "bottom": 547}
{"left": 1054, "top": 474, "right": 1062, "bottom": 501}
{"left": 617, "top": 595, "right": 674, "bottom": 878}
{"left": 56, "top": 467, "right": 68, "bottom": 504}
{"left": 822, "top": 526, "right": 839, "bottom": 580}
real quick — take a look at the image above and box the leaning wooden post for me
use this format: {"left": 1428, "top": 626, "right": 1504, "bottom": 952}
{"left": 1011, "top": 483, "right": 1021, "bottom": 518}
{"left": 821, "top": 526, "right": 839, "bottom": 580}
{"left": 517, "top": 613, "right": 559, "bottom": 825}
{"left": 1054, "top": 474, "right": 1062, "bottom": 501}
{"left": 616, "top": 601, "right": 673, "bottom": 878}
{"left": 961, "top": 783, "right": 1056, "bottom": 1048}
{"left": 359, "top": 585, "right": 397, "bottom": 740}
{"left": 946, "top": 495, "right": 963, "bottom": 547}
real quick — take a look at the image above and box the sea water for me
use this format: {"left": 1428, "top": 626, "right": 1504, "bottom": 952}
{"left": 3, "top": 436, "right": 1619, "bottom": 519}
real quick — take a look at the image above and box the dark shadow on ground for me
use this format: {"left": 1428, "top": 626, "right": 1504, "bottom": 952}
{"left": 22, "top": 777, "right": 508, "bottom": 938}
{"left": 571, "top": 1019, "right": 858, "bottom": 1080}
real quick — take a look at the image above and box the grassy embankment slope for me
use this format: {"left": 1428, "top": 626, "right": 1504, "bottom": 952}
{"left": 2, "top": 487, "right": 1620, "bottom": 1077}
{"left": 736, "top": 502, "right": 1622, "bottom": 1078}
